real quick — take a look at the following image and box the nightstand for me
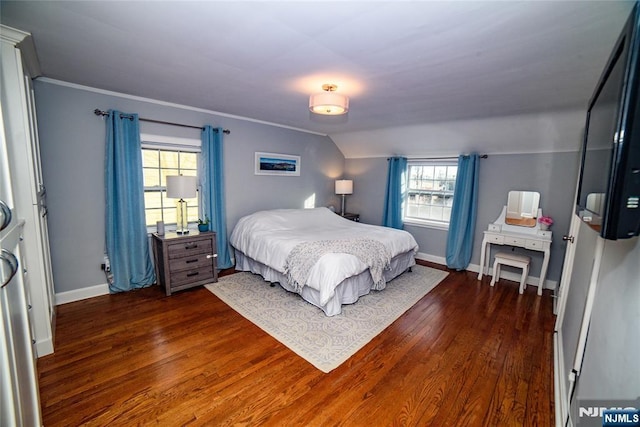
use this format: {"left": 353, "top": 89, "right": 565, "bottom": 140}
{"left": 340, "top": 212, "right": 360, "bottom": 222}
{"left": 152, "top": 231, "right": 218, "bottom": 296}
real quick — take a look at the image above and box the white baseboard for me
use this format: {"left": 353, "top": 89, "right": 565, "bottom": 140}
{"left": 35, "top": 338, "right": 54, "bottom": 357}
{"left": 415, "top": 252, "right": 557, "bottom": 291}
{"left": 415, "top": 251, "right": 447, "bottom": 266}
{"left": 554, "top": 331, "right": 568, "bottom": 426}
{"left": 55, "top": 283, "right": 110, "bottom": 305}
{"left": 53, "top": 254, "right": 556, "bottom": 305}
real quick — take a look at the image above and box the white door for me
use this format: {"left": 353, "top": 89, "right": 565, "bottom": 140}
{"left": 0, "top": 104, "right": 14, "bottom": 227}
{"left": 554, "top": 214, "right": 603, "bottom": 426}
{"left": 0, "top": 221, "right": 42, "bottom": 426}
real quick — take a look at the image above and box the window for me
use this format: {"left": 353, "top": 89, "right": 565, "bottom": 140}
{"left": 404, "top": 160, "right": 458, "bottom": 227}
{"left": 142, "top": 148, "right": 199, "bottom": 227}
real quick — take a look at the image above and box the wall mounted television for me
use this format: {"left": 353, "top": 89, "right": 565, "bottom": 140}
{"left": 576, "top": 4, "right": 640, "bottom": 240}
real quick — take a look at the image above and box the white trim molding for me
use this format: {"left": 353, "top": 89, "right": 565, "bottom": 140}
{"left": 55, "top": 283, "right": 110, "bottom": 305}
{"left": 37, "top": 77, "right": 327, "bottom": 136}
{"left": 55, "top": 254, "right": 557, "bottom": 306}
{"left": 415, "top": 252, "right": 557, "bottom": 291}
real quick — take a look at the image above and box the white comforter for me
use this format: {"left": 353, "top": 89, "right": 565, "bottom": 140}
{"left": 229, "top": 207, "right": 419, "bottom": 305}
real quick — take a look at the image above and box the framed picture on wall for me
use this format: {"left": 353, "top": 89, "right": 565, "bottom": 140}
{"left": 254, "top": 152, "right": 301, "bottom": 176}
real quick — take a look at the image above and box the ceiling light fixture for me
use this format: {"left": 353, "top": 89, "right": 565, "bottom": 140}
{"left": 309, "top": 84, "right": 349, "bottom": 115}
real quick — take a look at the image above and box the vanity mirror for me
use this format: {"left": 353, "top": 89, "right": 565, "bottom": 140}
{"left": 505, "top": 191, "right": 540, "bottom": 227}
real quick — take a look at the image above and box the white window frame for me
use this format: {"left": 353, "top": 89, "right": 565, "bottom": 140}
{"left": 141, "top": 134, "right": 201, "bottom": 231}
{"left": 403, "top": 159, "right": 458, "bottom": 230}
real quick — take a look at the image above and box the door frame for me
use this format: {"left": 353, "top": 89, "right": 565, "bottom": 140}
{"left": 554, "top": 213, "right": 582, "bottom": 426}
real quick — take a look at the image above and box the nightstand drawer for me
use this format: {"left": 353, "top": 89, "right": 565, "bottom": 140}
{"left": 167, "top": 238, "right": 213, "bottom": 259}
{"left": 169, "top": 254, "right": 214, "bottom": 272}
{"left": 170, "top": 266, "right": 215, "bottom": 287}
{"left": 336, "top": 212, "right": 359, "bottom": 222}
{"left": 342, "top": 213, "right": 360, "bottom": 222}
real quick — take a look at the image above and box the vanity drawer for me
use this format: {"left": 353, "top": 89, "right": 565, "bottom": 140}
{"left": 486, "top": 234, "right": 505, "bottom": 244}
{"left": 525, "top": 239, "right": 544, "bottom": 250}
{"left": 504, "top": 236, "right": 526, "bottom": 246}
{"left": 537, "top": 230, "right": 552, "bottom": 238}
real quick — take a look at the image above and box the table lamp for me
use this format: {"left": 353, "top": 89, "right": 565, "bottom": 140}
{"left": 335, "top": 179, "right": 353, "bottom": 216}
{"left": 166, "top": 175, "right": 197, "bottom": 234}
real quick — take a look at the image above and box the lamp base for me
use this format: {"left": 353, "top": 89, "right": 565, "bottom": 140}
{"left": 176, "top": 199, "right": 189, "bottom": 234}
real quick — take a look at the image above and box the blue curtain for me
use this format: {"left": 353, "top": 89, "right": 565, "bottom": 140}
{"left": 200, "top": 126, "right": 232, "bottom": 269}
{"left": 105, "top": 110, "right": 156, "bottom": 292}
{"left": 446, "top": 154, "right": 480, "bottom": 270}
{"left": 382, "top": 157, "right": 407, "bottom": 229}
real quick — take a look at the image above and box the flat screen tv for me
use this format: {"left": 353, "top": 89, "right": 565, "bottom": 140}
{"left": 576, "top": 4, "right": 640, "bottom": 240}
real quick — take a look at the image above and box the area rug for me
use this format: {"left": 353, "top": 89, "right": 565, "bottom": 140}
{"left": 205, "top": 265, "right": 448, "bottom": 373}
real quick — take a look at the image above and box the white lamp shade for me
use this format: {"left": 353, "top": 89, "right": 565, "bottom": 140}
{"left": 335, "top": 179, "right": 353, "bottom": 195}
{"left": 166, "top": 175, "right": 197, "bottom": 199}
{"left": 309, "top": 92, "right": 349, "bottom": 115}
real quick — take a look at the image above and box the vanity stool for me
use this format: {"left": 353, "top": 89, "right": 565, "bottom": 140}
{"left": 490, "top": 252, "right": 531, "bottom": 294}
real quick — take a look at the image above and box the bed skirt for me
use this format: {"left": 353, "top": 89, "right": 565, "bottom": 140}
{"left": 234, "top": 250, "right": 416, "bottom": 316}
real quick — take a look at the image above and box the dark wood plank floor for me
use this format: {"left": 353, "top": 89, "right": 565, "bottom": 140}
{"left": 37, "top": 261, "right": 555, "bottom": 426}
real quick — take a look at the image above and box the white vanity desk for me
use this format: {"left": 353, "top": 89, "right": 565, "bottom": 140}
{"left": 477, "top": 206, "right": 552, "bottom": 295}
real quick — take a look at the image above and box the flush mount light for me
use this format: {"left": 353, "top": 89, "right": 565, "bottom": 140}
{"left": 309, "top": 84, "right": 349, "bottom": 115}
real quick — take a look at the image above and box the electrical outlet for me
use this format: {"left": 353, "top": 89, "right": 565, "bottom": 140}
{"left": 103, "top": 255, "right": 111, "bottom": 272}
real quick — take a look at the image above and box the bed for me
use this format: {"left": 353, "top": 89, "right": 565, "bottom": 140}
{"left": 229, "top": 207, "right": 419, "bottom": 316}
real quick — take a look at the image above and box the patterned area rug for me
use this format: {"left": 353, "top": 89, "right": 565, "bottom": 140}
{"left": 205, "top": 264, "right": 448, "bottom": 373}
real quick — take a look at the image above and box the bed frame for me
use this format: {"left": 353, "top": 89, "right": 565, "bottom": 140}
{"left": 234, "top": 250, "right": 416, "bottom": 316}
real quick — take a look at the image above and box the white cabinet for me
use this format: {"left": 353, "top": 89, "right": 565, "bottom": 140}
{"left": 1, "top": 220, "right": 42, "bottom": 426}
{"left": 1, "top": 25, "right": 55, "bottom": 357}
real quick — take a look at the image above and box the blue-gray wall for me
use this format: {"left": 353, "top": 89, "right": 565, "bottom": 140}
{"left": 345, "top": 152, "right": 582, "bottom": 283}
{"left": 34, "top": 80, "right": 345, "bottom": 294}
{"left": 34, "top": 78, "right": 583, "bottom": 295}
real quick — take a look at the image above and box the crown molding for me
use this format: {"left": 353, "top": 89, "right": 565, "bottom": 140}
{"left": 0, "top": 25, "right": 42, "bottom": 78}
{"left": 37, "top": 77, "right": 328, "bottom": 137}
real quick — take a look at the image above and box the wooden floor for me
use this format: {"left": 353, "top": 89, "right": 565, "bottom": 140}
{"left": 37, "top": 261, "right": 555, "bottom": 426}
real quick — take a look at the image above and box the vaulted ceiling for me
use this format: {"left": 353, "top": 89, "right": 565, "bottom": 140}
{"left": 1, "top": 1, "right": 635, "bottom": 156}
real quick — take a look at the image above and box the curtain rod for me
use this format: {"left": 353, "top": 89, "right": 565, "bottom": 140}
{"left": 388, "top": 154, "right": 488, "bottom": 161}
{"left": 93, "top": 109, "right": 230, "bottom": 135}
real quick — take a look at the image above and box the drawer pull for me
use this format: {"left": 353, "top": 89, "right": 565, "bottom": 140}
{"left": 207, "top": 254, "right": 217, "bottom": 259}
{"left": 1, "top": 249, "right": 19, "bottom": 288}
{"left": 0, "top": 200, "right": 11, "bottom": 231}
{"left": 186, "top": 272, "right": 199, "bottom": 277}
{"left": 185, "top": 243, "right": 198, "bottom": 250}
{"left": 185, "top": 258, "right": 198, "bottom": 264}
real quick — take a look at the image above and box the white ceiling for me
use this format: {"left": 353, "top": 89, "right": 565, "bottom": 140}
{"left": 0, "top": 1, "right": 635, "bottom": 156}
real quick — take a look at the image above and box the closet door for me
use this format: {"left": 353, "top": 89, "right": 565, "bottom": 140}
{"left": 1, "top": 221, "right": 42, "bottom": 427}
{"left": 0, "top": 104, "right": 14, "bottom": 233}
{"left": 557, "top": 219, "right": 602, "bottom": 419}
{"left": 23, "top": 68, "right": 56, "bottom": 342}
{"left": 1, "top": 25, "right": 56, "bottom": 357}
